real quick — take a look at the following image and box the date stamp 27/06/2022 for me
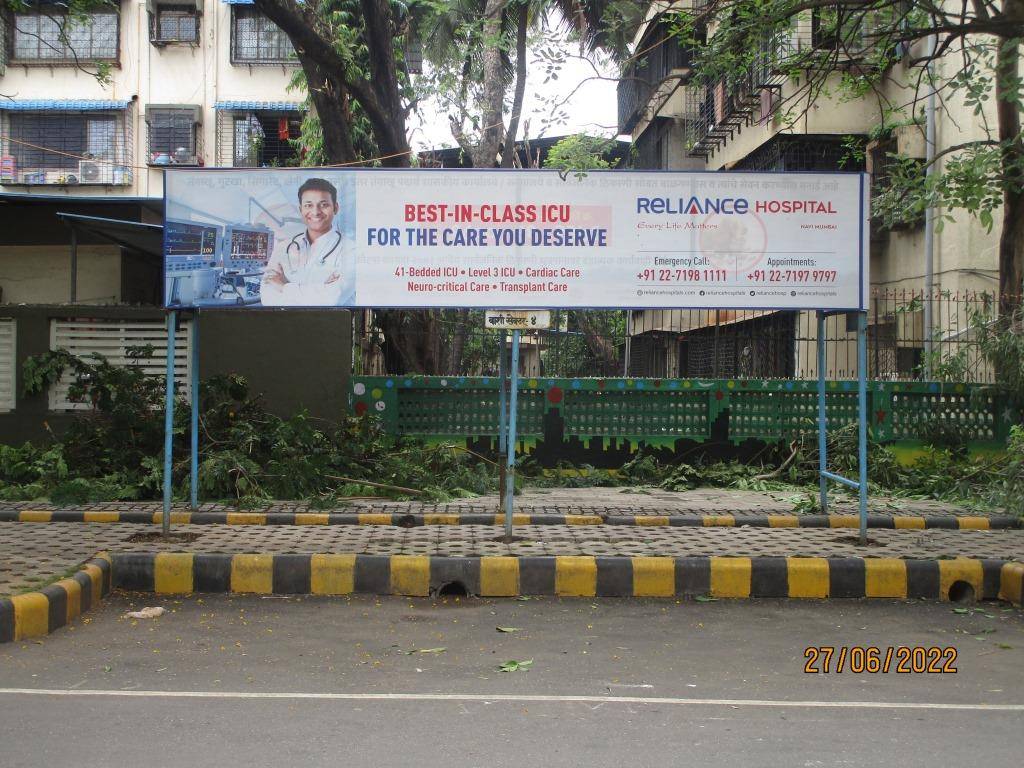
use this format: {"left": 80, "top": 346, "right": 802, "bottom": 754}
{"left": 804, "top": 646, "right": 958, "bottom": 674}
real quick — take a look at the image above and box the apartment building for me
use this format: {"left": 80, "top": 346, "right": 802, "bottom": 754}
{"left": 0, "top": 1, "right": 350, "bottom": 441}
{"left": 619, "top": 1, "right": 1000, "bottom": 381}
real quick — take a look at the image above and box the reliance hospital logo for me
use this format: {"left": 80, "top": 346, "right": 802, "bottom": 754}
{"left": 636, "top": 197, "right": 838, "bottom": 215}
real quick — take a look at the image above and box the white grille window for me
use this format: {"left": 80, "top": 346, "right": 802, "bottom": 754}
{"left": 12, "top": 11, "right": 119, "bottom": 63}
{"left": 0, "top": 319, "right": 16, "bottom": 412}
{"left": 48, "top": 319, "right": 191, "bottom": 411}
{"left": 230, "top": 6, "right": 296, "bottom": 64}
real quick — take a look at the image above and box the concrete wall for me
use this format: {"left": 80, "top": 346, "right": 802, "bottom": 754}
{"left": 0, "top": 245, "right": 121, "bottom": 305}
{"left": 0, "top": 0, "right": 298, "bottom": 198}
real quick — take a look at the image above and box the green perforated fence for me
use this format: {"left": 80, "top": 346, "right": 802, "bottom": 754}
{"left": 350, "top": 376, "right": 1016, "bottom": 447}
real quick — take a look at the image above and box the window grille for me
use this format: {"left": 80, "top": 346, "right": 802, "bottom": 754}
{"left": 150, "top": 5, "right": 198, "bottom": 43}
{"left": 216, "top": 108, "right": 302, "bottom": 167}
{"left": 230, "top": 6, "right": 296, "bottom": 64}
{"left": 0, "top": 319, "right": 15, "bottom": 413}
{"left": 146, "top": 106, "right": 201, "bottom": 165}
{"left": 48, "top": 319, "right": 191, "bottom": 411}
{"left": 0, "top": 108, "right": 133, "bottom": 185}
{"left": 0, "top": 12, "right": 7, "bottom": 76}
{"left": 11, "top": 10, "right": 119, "bottom": 63}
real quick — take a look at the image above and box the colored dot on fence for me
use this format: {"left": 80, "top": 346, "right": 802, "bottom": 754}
{"left": 528, "top": 379, "right": 538, "bottom": 388}
{"left": 669, "top": 381, "right": 679, "bottom": 389}
{"left": 371, "top": 388, "right": 383, "bottom": 398}
{"left": 727, "top": 380, "right": 735, "bottom": 389}
{"left": 617, "top": 381, "right": 626, "bottom": 389}
{"left": 354, "top": 401, "right": 368, "bottom": 415}
{"left": 385, "top": 379, "right": 394, "bottom": 388}
{"left": 572, "top": 380, "right": 582, "bottom": 389}
{"left": 353, "top": 383, "right": 366, "bottom": 395}
{"left": 547, "top": 387, "right": 564, "bottom": 404}
{"left": 636, "top": 382, "right": 645, "bottom": 390}
{"left": 404, "top": 379, "right": 413, "bottom": 387}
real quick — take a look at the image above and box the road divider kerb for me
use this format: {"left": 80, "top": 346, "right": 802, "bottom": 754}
{"left": 1, "top": 510, "right": 1016, "bottom": 529}
{"left": 0, "top": 554, "right": 112, "bottom": 643}
{"left": 4, "top": 553, "right": 1021, "bottom": 645}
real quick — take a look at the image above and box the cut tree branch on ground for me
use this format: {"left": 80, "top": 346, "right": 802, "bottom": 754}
{"left": 324, "top": 475, "right": 425, "bottom": 496}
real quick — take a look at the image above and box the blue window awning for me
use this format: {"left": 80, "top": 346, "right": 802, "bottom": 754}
{"left": 214, "top": 101, "right": 303, "bottom": 111}
{"left": 0, "top": 99, "right": 132, "bottom": 111}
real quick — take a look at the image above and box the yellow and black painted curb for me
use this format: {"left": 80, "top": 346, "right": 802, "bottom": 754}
{"left": 0, "top": 510, "right": 1016, "bottom": 530}
{"left": 0, "top": 554, "right": 112, "bottom": 643}
{"left": 110, "top": 552, "right": 1021, "bottom": 603}
{"left": 999, "top": 562, "right": 1024, "bottom": 606}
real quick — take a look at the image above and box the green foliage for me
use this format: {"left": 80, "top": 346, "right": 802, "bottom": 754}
{"left": 976, "top": 308, "right": 1024, "bottom": 406}
{"left": 542, "top": 134, "right": 618, "bottom": 179}
{"left": 3, "top": 349, "right": 501, "bottom": 504}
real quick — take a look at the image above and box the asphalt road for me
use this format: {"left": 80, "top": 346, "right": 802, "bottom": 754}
{"left": 2, "top": 594, "right": 1023, "bottom": 767}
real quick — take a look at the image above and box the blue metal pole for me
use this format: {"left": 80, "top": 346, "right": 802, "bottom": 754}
{"left": 817, "top": 311, "right": 828, "bottom": 514}
{"left": 162, "top": 311, "right": 177, "bottom": 535}
{"left": 498, "top": 330, "right": 507, "bottom": 459}
{"left": 189, "top": 312, "right": 200, "bottom": 511}
{"left": 504, "top": 330, "right": 521, "bottom": 538}
{"left": 498, "top": 330, "right": 508, "bottom": 518}
{"left": 857, "top": 311, "right": 869, "bottom": 545}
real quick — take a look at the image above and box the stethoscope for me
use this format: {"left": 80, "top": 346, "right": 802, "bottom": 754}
{"left": 285, "top": 230, "right": 342, "bottom": 268}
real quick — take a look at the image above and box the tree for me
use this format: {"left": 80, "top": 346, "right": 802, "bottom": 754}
{"left": 665, "top": 0, "right": 1024, "bottom": 315}
{"left": 252, "top": 0, "right": 413, "bottom": 166}
{"left": 418, "top": 0, "right": 622, "bottom": 168}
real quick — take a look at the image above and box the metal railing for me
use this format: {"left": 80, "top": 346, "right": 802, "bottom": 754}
{"left": 354, "top": 291, "right": 1006, "bottom": 385}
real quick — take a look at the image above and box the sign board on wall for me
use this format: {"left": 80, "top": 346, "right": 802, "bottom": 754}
{"left": 163, "top": 169, "right": 868, "bottom": 311}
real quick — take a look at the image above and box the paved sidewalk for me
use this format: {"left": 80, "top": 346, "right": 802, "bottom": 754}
{"left": 3, "top": 520, "right": 1022, "bottom": 598}
{"left": 0, "top": 487, "right": 1002, "bottom": 517}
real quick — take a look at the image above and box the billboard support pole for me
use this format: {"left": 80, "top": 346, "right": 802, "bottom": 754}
{"left": 190, "top": 312, "right": 200, "bottom": 511}
{"left": 503, "top": 330, "right": 521, "bottom": 539}
{"left": 816, "top": 310, "right": 870, "bottom": 546}
{"left": 817, "top": 311, "right": 828, "bottom": 513}
{"left": 498, "top": 330, "right": 507, "bottom": 516}
{"left": 857, "top": 311, "right": 869, "bottom": 545}
{"left": 162, "top": 311, "right": 177, "bottom": 535}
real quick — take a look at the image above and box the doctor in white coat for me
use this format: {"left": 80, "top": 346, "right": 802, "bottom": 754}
{"left": 261, "top": 177, "right": 354, "bottom": 306}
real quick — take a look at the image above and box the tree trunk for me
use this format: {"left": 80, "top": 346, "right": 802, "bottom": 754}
{"left": 449, "top": 309, "right": 471, "bottom": 373}
{"left": 300, "top": 57, "right": 358, "bottom": 164}
{"left": 572, "top": 311, "right": 619, "bottom": 375}
{"left": 253, "top": 0, "right": 412, "bottom": 167}
{"left": 471, "top": 0, "right": 510, "bottom": 169}
{"left": 500, "top": 2, "right": 528, "bottom": 169}
{"left": 996, "top": 12, "right": 1024, "bottom": 315}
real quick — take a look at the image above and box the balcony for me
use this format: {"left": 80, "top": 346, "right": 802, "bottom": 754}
{"left": 0, "top": 101, "right": 135, "bottom": 187}
{"left": 617, "top": 21, "right": 700, "bottom": 134}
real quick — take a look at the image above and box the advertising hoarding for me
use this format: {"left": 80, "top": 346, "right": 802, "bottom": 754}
{"left": 163, "top": 168, "right": 868, "bottom": 311}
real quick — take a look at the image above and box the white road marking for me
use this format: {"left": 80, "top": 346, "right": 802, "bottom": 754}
{"left": 0, "top": 688, "right": 1020, "bottom": 711}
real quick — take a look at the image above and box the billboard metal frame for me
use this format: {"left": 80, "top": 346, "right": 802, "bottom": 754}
{"left": 160, "top": 167, "right": 872, "bottom": 545}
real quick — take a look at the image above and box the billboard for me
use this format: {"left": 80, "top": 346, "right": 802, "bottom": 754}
{"left": 163, "top": 168, "right": 868, "bottom": 311}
